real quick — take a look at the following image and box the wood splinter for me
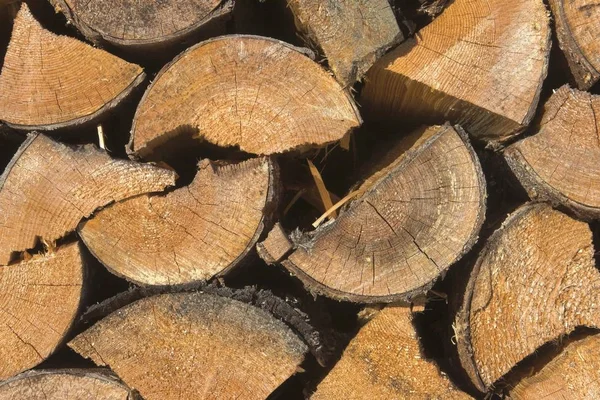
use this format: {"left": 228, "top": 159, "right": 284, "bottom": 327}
{"left": 259, "top": 124, "right": 486, "bottom": 303}
{"left": 505, "top": 86, "right": 600, "bottom": 220}
{"left": 0, "top": 133, "right": 176, "bottom": 265}
{"left": 360, "top": 0, "right": 551, "bottom": 143}
{"left": 0, "top": 369, "right": 138, "bottom": 400}
{"left": 455, "top": 203, "right": 600, "bottom": 392}
{"left": 69, "top": 292, "right": 308, "bottom": 400}
{"left": 129, "top": 35, "right": 361, "bottom": 159}
{"left": 0, "top": 3, "right": 145, "bottom": 131}
{"left": 79, "top": 158, "right": 278, "bottom": 286}
{"left": 312, "top": 306, "right": 472, "bottom": 399}
{"left": 0, "top": 243, "right": 84, "bottom": 380}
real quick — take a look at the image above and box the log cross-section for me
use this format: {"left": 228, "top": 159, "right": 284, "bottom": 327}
{"left": 69, "top": 292, "right": 307, "bottom": 400}
{"left": 261, "top": 124, "right": 486, "bottom": 303}
{"left": 455, "top": 203, "right": 600, "bottom": 392}
{"left": 0, "top": 3, "right": 145, "bottom": 131}
{"left": 0, "top": 134, "right": 176, "bottom": 265}
{"left": 79, "top": 158, "right": 278, "bottom": 286}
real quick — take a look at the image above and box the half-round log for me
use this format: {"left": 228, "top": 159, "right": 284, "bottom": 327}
{"left": 79, "top": 158, "right": 278, "bottom": 286}
{"left": 69, "top": 292, "right": 308, "bottom": 400}
{"left": 129, "top": 35, "right": 361, "bottom": 158}
{"left": 0, "top": 243, "right": 84, "bottom": 380}
{"left": 0, "top": 3, "right": 145, "bottom": 131}
{"left": 0, "top": 133, "right": 176, "bottom": 265}
{"left": 505, "top": 86, "right": 600, "bottom": 220}
{"left": 455, "top": 203, "right": 600, "bottom": 392}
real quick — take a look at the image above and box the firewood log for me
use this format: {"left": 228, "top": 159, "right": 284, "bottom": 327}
{"left": 129, "top": 35, "right": 361, "bottom": 159}
{"left": 505, "top": 85, "right": 600, "bottom": 220}
{"left": 361, "top": 0, "right": 551, "bottom": 144}
{"left": 0, "top": 133, "right": 175, "bottom": 265}
{"left": 79, "top": 158, "right": 278, "bottom": 286}
{"left": 0, "top": 369, "right": 138, "bottom": 400}
{"left": 455, "top": 203, "right": 600, "bottom": 392}
{"left": 259, "top": 124, "right": 486, "bottom": 302}
{"left": 0, "top": 3, "right": 145, "bottom": 131}
{"left": 0, "top": 243, "right": 84, "bottom": 380}
{"left": 69, "top": 292, "right": 308, "bottom": 400}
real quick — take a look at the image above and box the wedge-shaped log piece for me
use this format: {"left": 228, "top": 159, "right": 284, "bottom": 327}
{"left": 0, "top": 369, "right": 137, "bottom": 400}
{"left": 287, "top": 0, "right": 403, "bottom": 87}
{"left": 69, "top": 292, "right": 307, "bottom": 400}
{"left": 505, "top": 86, "right": 600, "bottom": 220}
{"left": 272, "top": 125, "right": 486, "bottom": 303}
{"left": 548, "top": 0, "right": 600, "bottom": 89}
{"left": 312, "top": 306, "right": 472, "bottom": 399}
{"left": 0, "top": 243, "right": 84, "bottom": 380}
{"left": 511, "top": 334, "right": 600, "bottom": 399}
{"left": 360, "top": 0, "right": 551, "bottom": 143}
{"left": 0, "top": 3, "right": 145, "bottom": 130}
{"left": 0, "top": 134, "right": 176, "bottom": 265}
{"left": 50, "top": 0, "right": 232, "bottom": 53}
{"left": 455, "top": 203, "right": 600, "bottom": 392}
{"left": 79, "top": 158, "right": 278, "bottom": 285}
{"left": 130, "top": 35, "right": 361, "bottom": 158}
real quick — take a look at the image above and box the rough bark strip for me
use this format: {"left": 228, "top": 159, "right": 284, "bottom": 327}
{"left": 287, "top": 0, "right": 403, "bottom": 87}
{"left": 548, "top": 0, "right": 600, "bottom": 89}
{"left": 0, "top": 3, "right": 145, "bottom": 131}
{"left": 360, "top": 0, "right": 551, "bottom": 143}
{"left": 79, "top": 158, "right": 279, "bottom": 286}
{"left": 129, "top": 34, "right": 361, "bottom": 158}
{"left": 0, "top": 369, "right": 139, "bottom": 400}
{"left": 0, "top": 243, "right": 85, "bottom": 380}
{"left": 505, "top": 85, "right": 600, "bottom": 220}
{"left": 455, "top": 203, "right": 600, "bottom": 392}
{"left": 272, "top": 124, "right": 486, "bottom": 303}
{"left": 312, "top": 306, "right": 472, "bottom": 399}
{"left": 0, "top": 133, "right": 176, "bottom": 265}
{"left": 70, "top": 292, "right": 308, "bottom": 400}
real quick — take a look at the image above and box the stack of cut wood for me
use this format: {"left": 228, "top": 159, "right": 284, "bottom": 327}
{"left": 0, "top": 0, "right": 599, "bottom": 399}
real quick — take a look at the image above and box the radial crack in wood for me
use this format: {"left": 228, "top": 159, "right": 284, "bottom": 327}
{"left": 510, "top": 334, "right": 600, "bottom": 399}
{"left": 312, "top": 306, "right": 472, "bottom": 399}
{"left": 264, "top": 124, "right": 486, "bottom": 303}
{"left": 0, "top": 3, "right": 145, "bottom": 131}
{"left": 287, "top": 0, "right": 403, "bottom": 87}
{"left": 455, "top": 203, "right": 600, "bottom": 392}
{"left": 0, "top": 133, "right": 176, "bottom": 265}
{"left": 0, "top": 242, "right": 84, "bottom": 380}
{"left": 129, "top": 35, "right": 361, "bottom": 158}
{"left": 360, "top": 0, "right": 551, "bottom": 143}
{"left": 0, "top": 369, "right": 138, "bottom": 400}
{"left": 505, "top": 86, "right": 600, "bottom": 220}
{"left": 69, "top": 292, "right": 308, "bottom": 400}
{"left": 79, "top": 158, "right": 278, "bottom": 286}
{"left": 548, "top": 0, "right": 600, "bottom": 89}
{"left": 50, "top": 0, "right": 233, "bottom": 53}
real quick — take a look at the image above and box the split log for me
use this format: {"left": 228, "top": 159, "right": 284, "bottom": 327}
{"left": 69, "top": 292, "right": 308, "bottom": 400}
{"left": 0, "top": 3, "right": 145, "bottom": 131}
{"left": 260, "top": 124, "right": 486, "bottom": 303}
{"left": 129, "top": 35, "right": 361, "bottom": 159}
{"left": 0, "top": 242, "right": 84, "bottom": 380}
{"left": 0, "top": 369, "right": 138, "bottom": 400}
{"left": 548, "top": 0, "right": 600, "bottom": 89}
{"left": 286, "top": 0, "right": 403, "bottom": 87}
{"left": 0, "top": 133, "right": 176, "bottom": 265}
{"left": 455, "top": 203, "right": 600, "bottom": 392}
{"left": 510, "top": 334, "right": 600, "bottom": 399}
{"left": 360, "top": 0, "right": 551, "bottom": 143}
{"left": 505, "top": 86, "right": 600, "bottom": 220}
{"left": 312, "top": 306, "right": 471, "bottom": 399}
{"left": 79, "top": 158, "right": 278, "bottom": 286}
{"left": 50, "top": 0, "right": 233, "bottom": 55}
